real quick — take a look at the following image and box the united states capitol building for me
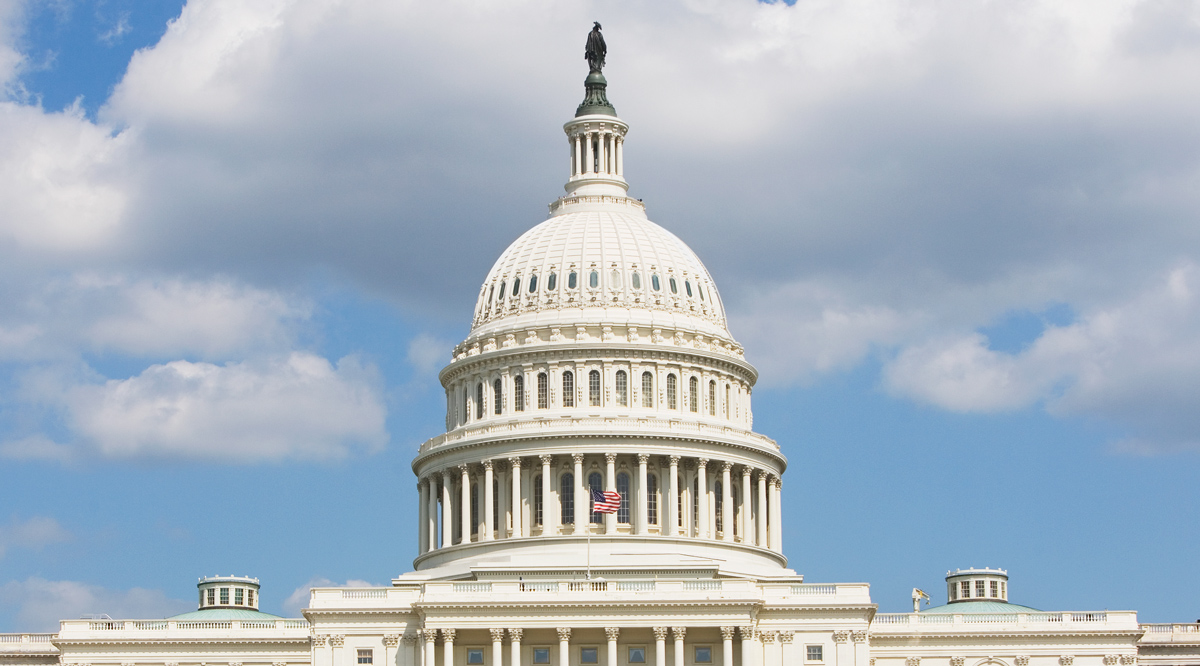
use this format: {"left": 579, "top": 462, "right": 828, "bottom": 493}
{"left": 3, "top": 31, "right": 1197, "bottom": 666}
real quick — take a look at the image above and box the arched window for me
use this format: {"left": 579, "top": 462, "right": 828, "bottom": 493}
{"left": 476, "top": 383, "right": 484, "bottom": 420}
{"left": 493, "top": 378, "right": 502, "bottom": 415}
{"left": 714, "top": 480, "right": 723, "bottom": 534}
{"left": 616, "top": 370, "right": 628, "bottom": 406}
{"left": 688, "top": 376, "right": 698, "bottom": 412}
{"left": 493, "top": 478, "right": 500, "bottom": 534}
{"left": 528, "top": 275, "right": 537, "bottom": 293}
{"left": 589, "top": 472, "right": 604, "bottom": 524}
{"left": 732, "top": 485, "right": 739, "bottom": 537}
{"left": 670, "top": 277, "right": 678, "bottom": 294}
{"left": 678, "top": 481, "right": 685, "bottom": 528}
{"left": 647, "top": 474, "right": 658, "bottom": 525}
{"left": 514, "top": 375, "right": 525, "bottom": 412}
{"left": 699, "top": 284, "right": 705, "bottom": 301}
{"left": 562, "top": 371, "right": 575, "bottom": 407}
{"left": 692, "top": 478, "right": 699, "bottom": 534}
{"left": 568, "top": 271, "right": 578, "bottom": 289}
{"left": 498, "top": 281, "right": 506, "bottom": 300}
{"left": 534, "top": 475, "right": 543, "bottom": 526}
{"left": 685, "top": 281, "right": 693, "bottom": 297}
{"left": 616, "top": 472, "right": 630, "bottom": 524}
{"left": 632, "top": 272, "right": 642, "bottom": 289}
{"left": 725, "top": 383, "right": 731, "bottom": 418}
{"left": 708, "top": 380, "right": 716, "bottom": 416}
{"left": 538, "top": 373, "right": 548, "bottom": 409}
{"left": 589, "top": 270, "right": 599, "bottom": 288}
{"left": 471, "top": 482, "right": 479, "bottom": 536}
{"left": 560, "top": 472, "right": 575, "bottom": 524}
{"left": 461, "top": 388, "right": 468, "bottom": 425}
{"left": 547, "top": 272, "right": 557, "bottom": 290}
{"left": 667, "top": 374, "right": 677, "bottom": 409}
{"left": 512, "top": 278, "right": 521, "bottom": 297}
{"left": 651, "top": 274, "right": 661, "bottom": 291}
{"left": 589, "top": 370, "right": 600, "bottom": 406}
{"left": 641, "top": 372, "right": 654, "bottom": 408}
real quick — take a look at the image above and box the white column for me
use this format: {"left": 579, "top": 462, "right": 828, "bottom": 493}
{"left": 672, "top": 627, "right": 686, "bottom": 666}
{"left": 741, "top": 467, "right": 752, "bottom": 544}
{"left": 740, "top": 627, "right": 755, "bottom": 666}
{"left": 331, "top": 635, "right": 344, "bottom": 666}
{"left": 585, "top": 133, "right": 594, "bottom": 174}
{"left": 762, "top": 631, "right": 779, "bottom": 666}
{"left": 574, "top": 134, "right": 582, "bottom": 176}
{"left": 418, "top": 479, "right": 429, "bottom": 553}
{"left": 427, "top": 478, "right": 439, "bottom": 550}
{"left": 422, "top": 629, "right": 435, "bottom": 666}
{"left": 509, "top": 458, "right": 523, "bottom": 538}
{"left": 441, "top": 471, "right": 453, "bottom": 548}
{"left": 654, "top": 628, "right": 667, "bottom": 666}
{"left": 721, "top": 628, "right": 734, "bottom": 666}
{"left": 491, "top": 629, "right": 504, "bottom": 666}
{"left": 509, "top": 629, "right": 523, "bottom": 666}
{"left": 782, "top": 632, "right": 798, "bottom": 666}
{"left": 604, "top": 453, "right": 617, "bottom": 533}
{"left": 541, "top": 455, "right": 555, "bottom": 535}
{"left": 384, "top": 635, "right": 398, "bottom": 666}
{"left": 573, "top": 453, "right": 586, "bottom": 532}
{"left": 637, "top": 454, "right": 649, "bottom": 535}
{"left": 557, "top": 628, "right": 571, "bottom": 666}
{"left": 771, "top": 476, "right": 783, "bottom": 551}
{"left": 666, "top": 456, "right": 679, "bottom": 537}
{"left": 460, "top": 465, "right": 471, "bottom": 544}
{"left": 721, "top": 462, "right": 733, "bottom": 541}
{"left": 597, "top": 130, "right": 606, "bottom": 175}
{"left": 696, "top": 459, "right": 708, "bottom": 539}
{"left": 606, "top": 628, "right": 619, "bottom": 666}
{"left": 616, "top": 136, "right": 623, "bottom": 176}
{"left": 443, "top": 629, "right": 454, "bottom": 666}
{"left": 756, "top": 472, "right": 768, "bottom": 547}
{"left": 483, "top": 460, "right": 495, "bottom": 541}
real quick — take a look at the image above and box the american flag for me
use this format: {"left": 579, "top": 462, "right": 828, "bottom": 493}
{"left": 591, "top": 488, "right": 621, "bottom": 514}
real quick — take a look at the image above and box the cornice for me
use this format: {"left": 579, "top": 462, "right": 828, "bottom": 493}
{"left": 870, "top": 630, "right": 1146, "bottom": 640}
{"left": 52, "top": 638, "right": 311, "bottom": 647}
{"left": 414, "top": 598, "right": 765, "bottom": 611}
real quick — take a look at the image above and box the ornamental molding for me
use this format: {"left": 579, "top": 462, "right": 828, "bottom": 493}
{"left": 1120, "top": 657, "right": 1136, "bottom": 665}
{"left": 779, "top": 632, "right": 794, "bottom": 643}
{"left": 951, "top": 657, "right": 965, "bottom": 666}
{"left": 329, "top": 636, "right": 344, "bottom": 647}
{"left": 760, "top": 630, "right": 777, "bottom": 643}
{"left": 720, "top": 627, "right": 735, "bottom": 640}
{"left": 1104, "top": 656, "right": 1118, "bottom": 665}
{"left": 382, "top": 635, "right": 399, "bottom": 647}
{"left": 739, "top": 626, "right": 756, "bottom": 640}
{"left": 491, "top": 629, "right": 505, "bottom": 642}
{"left": 906, "top": 658, "right": 921, "bottom": 666}
{"left": 605, "top": 627, "right": 620, "bottom": 641}
{"left": 653, "top": 627, "right": 669, "bottom": 640}
{"left": 557, "top": 628, "right": 572, "bottom": 641}
{"left": 509, "top": 628, "right": 523, "bottom": 641}
{"left": 401, "top": 636, "right": 416, "bottom": 645}
{"left": 851, "top": 631, "right": 868, "bottom": 643}
{"left": 1014, "top": 658, "right": 1029, "bottom": 666}
{"left": 1060, "top": 657, "right": 1074, "bottom": 666}
{"left": 833, "top": 631, "right": 849, "bottom": 643}
{"left": 671, "top": 627, "right": 686, "bottom": 639}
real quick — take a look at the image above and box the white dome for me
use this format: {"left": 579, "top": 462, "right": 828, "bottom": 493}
{"left": 469, "top": 200, "right": 732, "bottom": 344}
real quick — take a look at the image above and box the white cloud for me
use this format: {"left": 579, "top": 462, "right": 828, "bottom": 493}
{"left": 406, "top": 333, "right": 449, "bottom": 377}
{"left": 57, "top": 352, "right": 387, "bottom": 462}
{"left": 0, "top": 578, "right": 190, "bottom": 632}
{"left": 282, "top": 576, "right": 376, "bottom": 617}
{"left": 0, "top": 516, "right": 70, "bottom": 559}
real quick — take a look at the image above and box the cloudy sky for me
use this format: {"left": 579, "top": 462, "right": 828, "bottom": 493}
{"left": 1, "top": 0, "right": 1198, "bottom": 632}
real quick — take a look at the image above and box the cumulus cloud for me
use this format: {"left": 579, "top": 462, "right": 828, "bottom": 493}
{"left": 282, "top": 576, "right": 376, "bottom": 617}
{"left": 0, "top": 578, "right": 190, "bottom": 632}
{"left": 47, "top": 353, "right": 388, "bottom": 462}
{"left": 0, "top": 516, "right": 70, "bottom": 559}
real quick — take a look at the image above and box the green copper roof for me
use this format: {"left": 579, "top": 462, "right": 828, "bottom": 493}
{"left": 169, "top": 608, "right": 284, "bottom": 621}
{"left": 920, "top": 600, "right": 1042, "bottom": 614}
{"left": 576, "top": 71, "right": 617, "bottom": 117}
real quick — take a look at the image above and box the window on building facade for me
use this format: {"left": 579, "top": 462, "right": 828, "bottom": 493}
{"left": 692, "top": 478, "right": 699, "bottom": 532}
{"left": 534, "top": 475, "right": 543, "bottom": 526}
{"left": 991, "top": 580, "right": 999, "bottom": 598}
{"left": 493, "top": 478, "right": 499, "bottom": 531}
{"left": 470, "top": 483, "right": 479, "bottom": 535}
{"left": 589, "top": 270, "right": 599, "bottom": 288}
{"left": 568, "top": 272, "right": 577, "bottom": 289}
{"left": 357, "top": 650, "right": 373, "bottom": 665}
{"left": 628, "top": 647, "right": 646, "bottom": 664}
{"left": 667, "top": 374, "right": 677, "bottom": 409}
{"left": 725, "top": 384, "right": 731, "bottom": 418}
{"left": 1001, "top": 582, "right": 1006, "bottom": 597}
{"left": 632, "top": 272, "right": 641, "bottom": 289}
{"left": 641, "top": 372, "right": 654, "bottom": 407}
{"left": 732, "top": 487, "right": 739, "bottom": 536}
{"left": 678, "top": 483, "right": 685, "bottom": 528}
{"left": 563, "top": 371, "right": 575, "bottom": 407}
{"left": 538, "top": 373, "right": 548, "bottom": 409}
{"left": 589, "top": 472, "right": 604, "bottom": 524}
{"left": 616, "top": 370, "right": 628, "bottom": 406}
{"left": 670, "top": 277, "right": 678, "bottom": 294}
{"left": 961, "top": 581, "right": 971, "bottom": 598}
{"left": 651, "top": 274, "right": 661, "bottom": 291}
{"left": 498, "top": 281, "right": 506, "bottom": 299}
{"left": 493, "top": 378, "right": 502, "bottom": 415}
{"left": 234, "top": 588, "right": 243, "bottom": 605}
{"left": 589, "top": 370, "right": 600, "bottom": 406}
{"left": 694, "top": 646, "right": 712, "bottom": 664}
{"left": 581, "top": 647, "right": 599, "bottom": 664}
{"left": 617, "top": 472, "right": 630, "bottom": 524}
{"left": 808, "top": 646, "right": 824, "bottom": 662}
{"left": 220, "top": 588, "right": 229, "bottom": 605}
{"left": 547, "top": 272, "right": 556, "bottom": 290}
{"left": 950, "top": 585, "right": 957, "bottom": 601}
{"left": 529, "top": 275, "right": 537, "bottom": 292}
{"left": 709, "top": 380, "right": 716, "bottom": 416}
{"left": 647, "top": 474, "right": 658, "bottom": 525}
{"left": 476, "top": 382, "right": 484, "bottom": 420}
{"left": 207, "top": 589, "right": 215, "bottom": 606}
{"left": 533, "top": 649, "right": 550, "bottom": 664}
{"left": 611, "top": 269, "right": 620, "bottom": 287}
{"left": 699, "top": 284, "right": 705, "bottom": 301}
{"left": 247, "top": 589, "right": 254, "bottom": 606}
{"left": 976, "top": 580, "right": 986, "bottom": 598}
{"left": 714, "top": 480, "right": 723, "bottom": 533}
{"left": 685, "top": 281, "right": 693, "bottom": 297}
{"left": 514, "top": 375, "right": 525, "bottom": 411}
{"left": 466, "top": 650, "right": 484, "bottom": 665}
{"left": 512, "top": 278, "right": 521, "bottom": 297}
{"left": 689, "top": 376, "right": 698, "bottom": 412}
{"left": 560, "top": 472, "right": 574, "bottom": 524}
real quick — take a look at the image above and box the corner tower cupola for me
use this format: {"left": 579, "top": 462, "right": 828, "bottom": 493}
{"left": 197, "top": 575, "right": 260, "bottom": 610}
{"left": 946, "top": 567, "right": 1008, "bottom": 603}
{"left": 563, "top": 23, "right": 629, "bottom": 199}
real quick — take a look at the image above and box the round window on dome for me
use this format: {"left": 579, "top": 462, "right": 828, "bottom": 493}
{"left": 498, "top": 282, "right": 506, "bottom": 300}
{"left": 685, "top": 281, "right": 693, "bottom": 297}
{"left": 568, "top": 272, "right": 578, "bottom": 289}
{"left": 589, "top": 270, "right": 599, "bottom": 288}
{"left": 547, "top": 273, "right": 557, "bottom": 291}
{"left": 651, "top": 275, "right": 661, "bottom": 291}
{"left": 669, "top": 277, "right": 678, "bottom": 294}
{"left": 632, "top": 273, "right": 641, "bottom": 289}
{"left": 528, "top": 275, "right": 537, "bottom": 293}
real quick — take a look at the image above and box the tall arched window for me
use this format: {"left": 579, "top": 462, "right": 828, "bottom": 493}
{"left": 512, "top": 278, "right": 521, "bottom": 297}
{"left": 688, "top": 376, "right": 698, "bottom": 412}
{"left": 588, "top": 472, "right": 603, "bottom": 524}
{"left": 616, "top": 472, "right": 630, "bottom": 524}
{"left": 470, "top": 482, "right": 480, "bottom": 536}
{"left": 560, "top": 472, "right": 575, "bottom": 524}
{"left": 476, "top": 383, "right": 484, "bottom": 420}
{"left": 589, "top": 270, "right": 599, "bottom": 288}
{"left": 692, "top": 478, "right": 699, "bottom": 535}
{"left": 533, "top": 475, "right": 543, "bottom": 526}
{"left": 538, "top": 373, "right": 548, "bottom": 409}
{"left": 647, "top": 474, "right": 658, "bottom": 525}
{"left": 667, "top": 374, "right": 677, "bottom": 409}
{"left": 732, "top": 485, "right": 739, "bottom": 538}
{"left": 725, "top": 384, "right": 731, "bottom": 418}
{"left": 589, "top": 370, "right": 600, "bottom": 406}
{"left": 568, "top": 271, "right": 578, "bottom": 289}
{"left": 514, "top": 375, "right": 525, "bottom": 412}
{"left": 493, "top": 378, "right": 502, "bottom": 415}
{"left": 461, "top": 389, "right": 468, "bottom": 425}
{"left": 708, "top": 380, "right": 716, "bottom": 416}
{"left": 678, "top": 481, "right": 685, "bottom": 528}
{"left": 547, "top": 272, "right": 557, "bottom": 290}
{"left": 641, "top": 372, "right": 654, "bottom": 408}
{"left": 562, "top": 371, "right": 575, "bottom": 407}
{"left": 616, "top": 370, "right": 628, "bottom": 406}
{"left": 714, "top": 480, "right": 723, "bottom": 534}
{"left": 493, "top": 478, "right": 500, "bottom": 535}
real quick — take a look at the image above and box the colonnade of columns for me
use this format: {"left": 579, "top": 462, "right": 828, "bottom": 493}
{"left": 416, "top": 454, "right": 784, "bottom": 555}
{"left": 570, "top": 127, "right": 623, "bottom": 178}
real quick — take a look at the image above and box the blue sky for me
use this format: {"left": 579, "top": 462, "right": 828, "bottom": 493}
{"left": 1, "top": 0, "right": 1199, "bottom": 631}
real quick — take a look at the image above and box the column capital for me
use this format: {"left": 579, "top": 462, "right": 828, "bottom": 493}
{"left": 509, "top": 628, "right": 523, "bottom": 641}
{"left": 653, "top": 627, "right": 669, "bottom": 640}
{"left": 669, "top": 455, "right": 680, "bottom": 465}
{"left": 540, "top": 454, "right": 553, "bottom": 465}
{"left": 721, "top": 461, "right": 733, "bottom": 472}
{"left": 605, "top": 453, "right": 616, "bottom": 464}
{"left": 572, "top": 453, "right": 584, "bottom": 464}
{"left": 557, "top": 627, "right": 572, "bottom": 641}
{"left": 605, "top": 627, "right": 620, "bottom": 641}
{"left": 330, "top": 635, "right": 345, "bottom": 647}
{"left": 760, "top": 630, "right": 777, "bottom": 644}
{"left": 490, "top": 628, "right": 505, "bottom": 642}
{"left": 311, "top": 634, "right": 327, "bottom": 647}
{"left": 696, "top": 458, "right": 708, "bottom": 469}
{"left": 637, "top": 453, "right": 649, "bottom": 464}
{"left": 851, "top": 631, "right": 867, "bottom": 643}
{"left": 720, "top": 627, "right": 736, "bottom": 640}
{"left": 739, "top": 626, "right": 755, "bottom": 640}
{"left": 401, "top": 636, "right": 416, "bottom": 646}
{"left": 442, "top": 628, "right": 456, "bottom": 643}
{"left": 508, "top": 456, "right": 523, "bottom": 469}
{"left": 482, "top": 459, "right": 494, "bottom": 471}
{"left": 832, "top": 630, "right": 848, "bottom": 643}
{"left": 457, "top": 464, "right": 469, "bottom": 475}
{"left": 415, "top": 628, "right": 426, "bottom": 641}
{"left": 780, "top": 632, "right": 795, "bottom": 644}
{"left": 774, "top": 476, "right": 783, "bottom": 489}
{"left": 671, "top": 627, "right": 687, "bottom": 639}
{"left": 382, "top": 635, "right": 399, "bottom": 647}
{"left": 442, "top": 468, "right": 454, "bottom": 480}
{"left": 741, "top": 465, "right": 754, "bottom": 476}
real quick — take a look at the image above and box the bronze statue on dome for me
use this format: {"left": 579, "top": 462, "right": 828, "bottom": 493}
{"left": 585, "top": 22, "right": 606, "bottom": 73}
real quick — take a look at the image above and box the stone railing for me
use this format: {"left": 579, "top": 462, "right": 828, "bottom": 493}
{"left": 0, "top": 634, "right": 57, "bottom": 653}
{"left": 56, "top": 618, "right": 309, "bottom": 639}
{"left": 872, "top": 611, "right": 1139, "bottom": 630}
{"left": 1141, "top": 624, "right": 1200, "bottom": 642}
{"left": 419, "top": 415, "right": 778, "bottom": 454}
